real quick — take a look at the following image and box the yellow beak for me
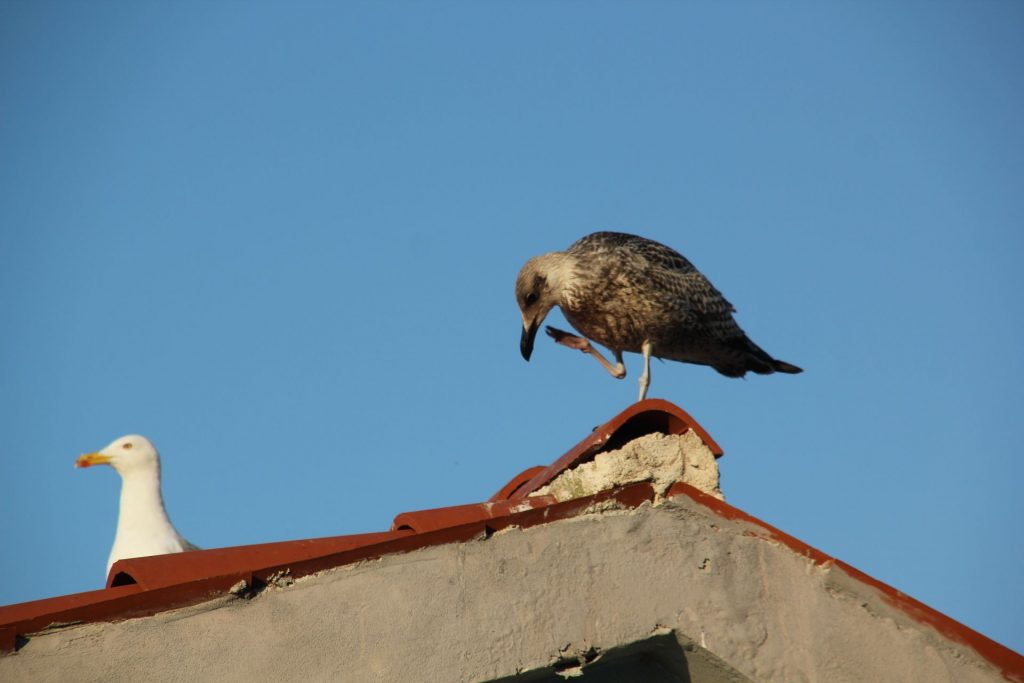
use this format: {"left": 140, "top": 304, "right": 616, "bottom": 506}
{"left": 75, "top": 452, "right": 112, "bottom": 468}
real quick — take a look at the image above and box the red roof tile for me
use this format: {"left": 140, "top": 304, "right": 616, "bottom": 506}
{"left": 506, "top": 398, "right": 722, "bottom": 500}
{"left": 1, "top": 399, "right": 1021, "bottom": 682}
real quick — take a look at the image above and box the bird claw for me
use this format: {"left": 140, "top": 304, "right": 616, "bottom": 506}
{"left": 545, "top": 326, "right": 592, "bottom": 352}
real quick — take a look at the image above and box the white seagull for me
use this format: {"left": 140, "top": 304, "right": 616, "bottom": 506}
{"left": 76, "top": 434, "right": 198, "bottom": 576}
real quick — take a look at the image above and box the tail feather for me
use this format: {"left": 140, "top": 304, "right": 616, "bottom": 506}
{"left": 707, "top": 336, "right": 803, "bottom": 377}
{"left": 771, "top": 359, "right": 803, "bottom": 374}
{"left": 738, "top": 337, "right": 802, "bottom": 376}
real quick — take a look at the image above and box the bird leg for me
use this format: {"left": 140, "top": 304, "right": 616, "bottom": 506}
{"left": 638, "top": 340, "right": 653, "bottom": 401}
{"left": 545, "top": 326, "right": 626, "bottom": 379}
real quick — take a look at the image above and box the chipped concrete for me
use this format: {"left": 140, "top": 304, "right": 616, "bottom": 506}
{"left": 532, "top": 431, "right": 724, "bottom": 502}
{"left": 0, "top": 494, "right": 1007, "bottom": 683}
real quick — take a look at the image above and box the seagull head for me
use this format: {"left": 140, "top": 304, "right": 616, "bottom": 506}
{"left": 515, "top": 253, "right": 566, "bottom": 361}
{"left": 76, "top": 434, "right": 161, "bottom": 478}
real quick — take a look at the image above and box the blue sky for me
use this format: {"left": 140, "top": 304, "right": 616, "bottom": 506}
{"left": 1, "top": 1, "right": 1021, "bottom": 654}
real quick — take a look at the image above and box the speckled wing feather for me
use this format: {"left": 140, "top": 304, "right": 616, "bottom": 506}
{"left": 569, "top": 231, "right": 737, "bottom": 320}
{"left": 568, "top": 232, "right": 698, "bottom": 273}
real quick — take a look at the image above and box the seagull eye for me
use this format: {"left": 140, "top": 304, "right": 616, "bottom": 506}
{"left": 122, "top": 442, "right": 134, "bottom": 450}
{"left": 525, "top": 292, "right": 538, "bottom": 306}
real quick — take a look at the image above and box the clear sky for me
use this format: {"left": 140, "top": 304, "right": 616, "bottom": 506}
{"left": 1, "top": 0, "right": 1021, "bottom": 655}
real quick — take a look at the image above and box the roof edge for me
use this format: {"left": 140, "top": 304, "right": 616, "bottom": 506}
{"left": 665, "top": 482, "right": 1024, "bottom": 683}
{"left": 0, "top": 482, "right": 657, "bottom": 654}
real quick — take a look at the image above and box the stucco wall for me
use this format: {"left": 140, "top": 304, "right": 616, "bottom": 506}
{"left": 0, "top": 495, "right": 1006, "bottom": 683}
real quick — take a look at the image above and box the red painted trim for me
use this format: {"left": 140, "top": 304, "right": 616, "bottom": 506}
{"left": 665, "top": 482, "right": 1024, "bottom": 683}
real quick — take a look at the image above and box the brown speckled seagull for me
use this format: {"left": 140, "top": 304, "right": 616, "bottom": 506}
{"left": 515, "top": 231, "right": 802, "bottom": 401}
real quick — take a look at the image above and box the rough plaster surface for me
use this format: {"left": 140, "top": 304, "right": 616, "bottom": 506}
{"left": 533, "top": 431, "right": 724, "bottom": 502}
{"left": 1, "top": 498, "right": 1005, "bottom": 683}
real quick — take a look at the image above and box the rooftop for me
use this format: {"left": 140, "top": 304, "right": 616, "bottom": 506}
{"left": 1, "top": 399, "right": 1021, "bottom": 682}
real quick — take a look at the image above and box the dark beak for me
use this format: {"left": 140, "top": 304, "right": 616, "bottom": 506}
{"left": 520, "top": 318, "right": 539, "bottom": 361}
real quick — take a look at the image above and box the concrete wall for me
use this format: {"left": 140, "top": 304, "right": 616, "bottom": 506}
{"left": 0, "top": 496, "right": 1005, "bottom": 683}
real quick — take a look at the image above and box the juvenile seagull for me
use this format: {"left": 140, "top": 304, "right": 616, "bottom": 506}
{"left": 76, "top": 435, "right": 198, "bottom": 576}
{"left": 516, "top": 231, "right": 802, "bottom": 400}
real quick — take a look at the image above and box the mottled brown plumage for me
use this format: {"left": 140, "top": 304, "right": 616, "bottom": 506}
{"left": 515, "top": 231, "right": 801, "bottom": 400}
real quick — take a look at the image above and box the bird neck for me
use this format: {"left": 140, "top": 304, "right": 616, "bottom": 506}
{"left": 538, "top": 252, "right": 576, "bottom": 291}
{"left": 116, "top": 468, "right": 175, "bottom": 535}
{"left": 542, "top": 252, "right": 585, "bottom": 309}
